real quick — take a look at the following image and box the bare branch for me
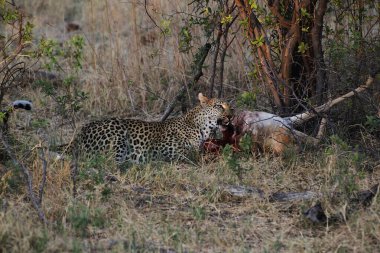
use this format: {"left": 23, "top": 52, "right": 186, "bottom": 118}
{"left": 267, "top": 0, "right": 292, "bottom": 28}
{"left": 217, "top": 14, "right": 238, "bottom": 98}
{"left": 144, "top": 0, "right": 166, "bottom": 36}
{"left": 288, "top": 75, "right": 376, "bottom": 125}
{"left": 209, "top": 23, "right": 222, "bottom": 97}
{"left": 161, "top": 43, "right": 211, "bottom": 121}
{"left": 0, "top": 131, "right": 48, "bottom": 224}
{"left": 316, "top": 117, "right": 328, "bottom": 141}
{"left": 38, "top": 150, "right": 48, "bottom": 205}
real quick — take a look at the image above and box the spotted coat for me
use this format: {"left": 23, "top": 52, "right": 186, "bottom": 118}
{"left": 67, "top": 93, "right": 232, "bottom": 163}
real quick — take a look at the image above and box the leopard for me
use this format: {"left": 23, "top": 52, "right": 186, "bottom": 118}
{"left": 65, "top": 93, "right": 232, "bottom": 164}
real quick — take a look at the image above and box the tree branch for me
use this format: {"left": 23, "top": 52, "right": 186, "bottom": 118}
{"left": 311, "top": 0, "right": 329, "bottom": 105}
{"left": 288, "top": 75, "right": 376, "bottom": 125}
{"left": 38, "top": 151, "right": 48, "bottom": 205}
{"left": 160, "top": 43, "right": 211, "bottom": 121}
{"left": 209, "top": 22, "right": 223, "bottom": 97}
{"left": 143, "top": 0, "right": 166, "bottom": 36}
{"left": 235, "top": 0, "right": 284, "bottom": 110}
{"left": 268, "top": 0, "right": 292, "bottom": 28}
{"left": 0, "top": 131, "right": 48, "bottom": 224}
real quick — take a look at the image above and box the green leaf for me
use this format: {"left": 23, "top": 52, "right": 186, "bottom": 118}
{"left": 221, "top": 14, "right": 233, "bottom": 25}
{"left": 300, "top": 8, "right": 311, "bottom": 18}
{"left": 160, "top": 19, "right": 172, "bottom": 35}
{"left": 249, "top": 0, "right": 258, "bottom": 9}
{"left": 251, "top": 35, "right": 264, "bottom": 47}
{"left": 0, "top": 111, "right": 7, "bottom": 124}
{"left": 23, "top": 21, "right": 34, "bottom": 42}
{"left": 239, "top": 18, "right": 248, "bottom": 27}
{"left": 297, "top": 42, "right": 308, "bottom": 54}
{"left": 179, "top": 26, "right": 192, "bottom": 53}
{"left": 200, "top": 7, "right": 211, "bottom": 15}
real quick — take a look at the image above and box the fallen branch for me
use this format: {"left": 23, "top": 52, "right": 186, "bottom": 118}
{"left": 222, "top": 184, "right": 264, "bottom": 199}
{"left": 288, "top": 75, "right": 376, "bottom": 126}
{"left": 304, "top": 184, "right": 379, "bottom": 223}
{"left": 221, "top": 183, "right": 379, "bottom": 223}
{"left": 221, "top": 184, "right": 321, "bottom": 201}
{"left": 222, "top": 183, "right": 378, "bottom": 203}
{"left": 269, "top": 191, "right": 322, "bottom": 202}
{"left": 38, "top": 150, "right": 48, "bottom": 205}
{"left": 161, "top": 43, "right": 211, "bottom": 121}
{"left": 316, "top": 117, "right": 328, "bottom": 141}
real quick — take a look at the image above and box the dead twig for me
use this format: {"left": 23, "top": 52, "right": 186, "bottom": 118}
{"left": 222, "top": 184, "right": 321, "bottom": 201}
{"left": 160, "top": 43, "right": 211, "bottom": 121}
{"left": 304, "top": 184, "right": 379, "bottom": 223}
{"left": 70, "top": 148, "right": 79, "bottom": 198}
{"left": 288, "top": 75, "right": 377, "bottom": 125}
{"left": 217, "top": 13, "right": 238, "bottom": 98}
{"left": 316, "top": 117, "right": 328, "bottom": 142}
{"left": 209, "top": 22, "right": 222, "bottom": 97}
{"left": 0, "top": 131, "right": 48, "bottom": 224}
{"left": 222, "top": 183, "right": 379, "bottom": 207}
{"left": 143, "top": 0, "right": 166, "bottom": 36}
{"left": 38, "top": 150, "right": 47, "bottom": 205}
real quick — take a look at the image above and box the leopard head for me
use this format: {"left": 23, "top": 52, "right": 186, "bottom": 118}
{"left": 189, "top": 93, "right": 233, "bottom": 140}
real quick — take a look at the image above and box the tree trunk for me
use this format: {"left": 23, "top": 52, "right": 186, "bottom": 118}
{"left": 234, "top": 0, "right": 329, "bottom": 113}
{"left": 311, "top": 0, "right": 329, "bottom": 105}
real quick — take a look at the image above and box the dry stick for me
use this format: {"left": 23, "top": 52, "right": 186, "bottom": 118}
{"left": 209, "top": 22, "right": 222, "bottom": 97}
{"left": 222, "top": 183, "right": 379, "bottom": 203}
{"left": 38, "top": 151, "right": 48, "bottom": 205}
{"left": 143, "top": 0, "right": 166, "bottom": 36}
{"left": 217, "top": 32, "right": 228, "bottom": 98}
{"left": 0, "top": 132, "right": 48, "bottom": 224}
{"left": 288, "top": 75, "right": 375, "bottom": 126}
{"left": 217, "top": 13, "right": 238, "bottom": 98}
{"left": 292, "top": 116, "right": 328, "bottom": 146}
{"left": 221, "top": 184, "right": 320, "bottom": 201}
{"left": 316, "top": 117, "right": 328, "bottom": 141}
{"left": 210, "top": 3, "right": 238, "bottom": 97}
{"left": 160, "top": 43, "right": 211, "bottom": 121}
{"left": 71, "top": 149, "right": 79, "bottom": 198}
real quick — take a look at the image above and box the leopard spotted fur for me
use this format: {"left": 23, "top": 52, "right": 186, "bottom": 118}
{"left": 66, "top": 93, "right": 232, "bottom": 163}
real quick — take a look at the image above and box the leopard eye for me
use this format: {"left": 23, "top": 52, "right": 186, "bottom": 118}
{"left": 214, "top": 104, "right": 224, "bottom": 109}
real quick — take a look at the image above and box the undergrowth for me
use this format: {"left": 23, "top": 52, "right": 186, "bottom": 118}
{"left": 1, "top": 133, "right": 379, "bottom": 252}
{"left": 0, "top": 1, "right": 379, "bottom": 252}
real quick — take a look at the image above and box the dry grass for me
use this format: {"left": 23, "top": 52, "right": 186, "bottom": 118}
{"left": 17, "top": 0, "right": 250, "bottom": 117}
{"left": 0, "top": 0, "right": 379, "bottom": 252}
{"left": 1, "top": 124, "right": 379, "bottom": 252}
{"left": 0, "top": 143, "right": 380, "bottom": 252}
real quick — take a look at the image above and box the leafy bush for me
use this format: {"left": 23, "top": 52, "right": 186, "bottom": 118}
{"left": 35, "top": 35, "right": 88, "bottom": 124}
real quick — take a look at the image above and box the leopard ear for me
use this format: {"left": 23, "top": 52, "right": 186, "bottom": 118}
{"left": 198, "top": 93, "right": 209, "bottom": 105}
